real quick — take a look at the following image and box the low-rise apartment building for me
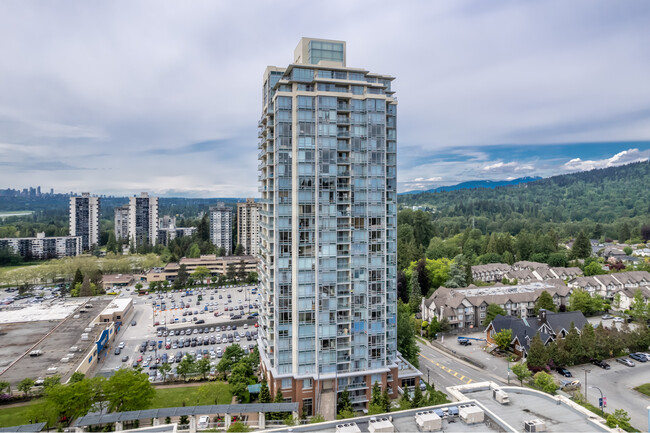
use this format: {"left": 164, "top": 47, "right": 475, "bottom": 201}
{"left": 422, "top": 280, "right": 572, "bottom": 330}
{"left": 569, "top": 271, "right": 650, "bottom": 310}
{"left": 0, "top": 232, "right": 82, "bottom": 259}
{"left": 472, "top": 261, "right": 582, "bottom": 284}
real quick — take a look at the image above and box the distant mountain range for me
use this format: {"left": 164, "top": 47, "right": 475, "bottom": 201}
{"left": 400, "top": 176, "right": 542, "bottom": 195}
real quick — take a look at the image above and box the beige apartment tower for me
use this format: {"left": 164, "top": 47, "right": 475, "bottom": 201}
{"left": 237, "top": 198, "right": 261, "bottom": 256}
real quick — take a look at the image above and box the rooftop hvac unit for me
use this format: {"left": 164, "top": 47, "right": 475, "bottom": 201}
{"left": 368, "top": 417, "right": 394, "bottom": 433}
{"left": 415, "top": 411, "right": 442, "bottom": 432}
{"left": 493, "top": 388, "right": 510, "bottom": 404}
{"left": 459, "top": 405, "right": 484, "bottom": 424}
{"left": 336, "top": 422, "right": 361, "bottom": 433}
{"left": 524, "top": 419, "right": 547, "bottom": 432}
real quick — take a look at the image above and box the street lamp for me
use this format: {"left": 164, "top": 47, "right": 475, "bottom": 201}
{"left": 427, "top": 367, "right": 430, "bottom": 384}
{"left": 590, "top": 386, "right": 604, "bottom": 416}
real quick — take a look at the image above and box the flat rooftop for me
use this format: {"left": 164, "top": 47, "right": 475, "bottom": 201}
{"left": 0, "top": 298, "right": 85, "bottom": 323}
{"left": 102, "top": 298, "right": 133, "bottom": 314}
{"left": 0, "top": 297, "right": 113, "bottom": 387}
{"left": 456, "top": 281, "right": 557, "bottom": 297}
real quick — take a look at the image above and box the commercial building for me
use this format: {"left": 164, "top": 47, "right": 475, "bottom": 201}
{"left": 128, "top": 192, "right": 159, "bottom": 246}
{"left": 145, "top": 255, "right": 258, "bottom": 283}
{"left": 0, "top": 232, "right": 81, "bottom": 259}
{"left": 114, "top": 205, "right": 130, "bottom": 240}
{"left": 69, "top": 192, "right": 101, "bottom": 251}
{"left": 237, "top": 198, "right": 261, "bottom": 256}
{"left": 257, "top": 38, "right": 401, "bottom": 416}
{"left": 209, "top": 202, "right": 232, "bottom": 255}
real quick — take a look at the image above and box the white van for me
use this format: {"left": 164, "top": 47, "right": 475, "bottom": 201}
{"left": 198, "top": 416, "right": 210, "bottom": 429}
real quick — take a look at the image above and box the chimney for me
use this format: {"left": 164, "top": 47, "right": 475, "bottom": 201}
{"left": 539, "top": 309, "right": 547, "bottom": 325}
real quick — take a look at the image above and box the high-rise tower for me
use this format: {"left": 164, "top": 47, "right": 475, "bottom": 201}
{"left": 209, "top": 202, "right": 233, "bottom": 255}
{"left": 258, "top": 38, "right": 401, "bottom": 416}
{"left": 128, "top": 192, "right": 159, "bottom": 247}
{"left": 237, "top": 198, "right": 261, "bottom": 256}
{"left": 69, "top": 192, "right": 100, "bottom": 251}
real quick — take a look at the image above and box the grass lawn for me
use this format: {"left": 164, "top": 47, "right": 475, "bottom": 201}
{"left": 0, "top": 262, "right": 42, "bottom": 277}
{"left": 0, "top": 384, "right": 232, "bottom": 427}
{"left": 148, "top": 383, "right": 232, "bottom": 408}
{"left": 634, "top": 383, "right": 650, "bottom": 397}
{"left": 0, "top": 400, "right": 41, "bottom": 427}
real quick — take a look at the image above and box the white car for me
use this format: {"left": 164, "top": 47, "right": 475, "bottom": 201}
{"left": 613, "top": 317, "right": 625, "bottom": 323}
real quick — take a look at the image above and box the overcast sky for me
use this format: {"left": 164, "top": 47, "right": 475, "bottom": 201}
{"left": 1, "top": 1, "right": 649, "bottom": 197}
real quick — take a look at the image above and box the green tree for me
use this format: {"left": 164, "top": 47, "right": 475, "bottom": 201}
{"left": 368, "top": 381, "right": 385, "bottom": 415}
{"left": 484, "top": 303, "right": 507, "bottom": 325}
{"left": 398, "top": 390, "right": 411, "bottom": 410}
{"left": 619, "top": 223, "right": 631, "bottom": 243}
{"left": 534, "top": 291, "right": 557, "bottom": 314}
{"left": 18, "top": 378, "right": 35, "bottom": 396}
{"left": 42, "top": 380, "right": 94, "bottom": 425}
{"left": 445, "top": 254, "right": 467, "bottom": 288}
{"left": 580, "top": 323, "right": 596, "bottom": 361}
{"left": 69, "top": 372, "right": 85, "bottom": 384}
{"left": 237, "top": 260, "right": 247, "bottom": 281}
{"left": 493, "top": 329, "right": 513, "bottom": 352}
{"left": 408, "top": 271, "right": 422, "bottom": 313}
{"left": 412, "top": 384, "right": 424, "bottom": 408}
{"left": 234, "top": 244, "right": 244, "bottom": 255}
{"left": 43, "top": 375, "right": 61, "bottom": 389}
{"left": 187, "top": 243, "right": 201, "bottom": 259}
{"left": 192, "top": 266, "right": 211, "bottom": 285}
{"left": 259, "top": 380, "right": 271, "bottom": 403}
{"left": 397, "top": 300, "right": 419, "bottom": 367}
{"left": 606, "top": 409, "right": 632, "bottom": 430}
{"left": 381, "top": 388, "right": 391, "bottom": 413}
{"left": 547, "top": 252, "right": 568, "bottom": 267}
{"left": 629, "top": 288, "right": 648, "bottom": 322}
{"left": 337, "top": 387, "right": 354, "bottom": 415}
{"left": 174, "top": 264, "right": 189, "bottom": 289}
{"left": 72, "top": 268, "right": 84, "bottom": 290}
{"left": 571, "top": 231, "right": 591, "bottom": 259}
{"left": 159, "top": 363, "right": 172, "bottom": 382}
{"left": 217, "top": 344, "right": 247, "bottom": 375}
{"left": 103, "top": 368, "right": 154, "bottom": 412}
{"left": 226, "top": 263, "right": 237, "bottom": 281}
{"left": 106, "top": 232, "right": 118, "bottom": 254}
{"left": 177, "top": 354, "right": 196, "bottom": 380}
{"left": 584, "top": 261, "right": 605, "bottom": 276}
{"left": 527, "top": 334, "right": 550, "bottom": 369}
{"left": 511, "top": 362, "right": 532, "bottom": 386}
{"left": 568, "top": 289, "right": 592, "bottom": 314}
{"left": 0, "top": 381, "right": 10, "bottom": 395}
{"left": 533, "top": 371, "right": 557, "bottom": 394}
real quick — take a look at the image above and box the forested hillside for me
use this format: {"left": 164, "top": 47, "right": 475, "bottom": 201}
{"left": 399, "top": 161, "right": 650, "bottom": 240}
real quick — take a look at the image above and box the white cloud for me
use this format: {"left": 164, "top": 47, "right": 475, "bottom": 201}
{"left": 483, "top": 162, "right": 517, "bottom": 171}
{"left": 412, "top": 176, "right": 442, "bottom": 182}
{"left": 562, "top": 148, "right": 650, "bottom": 172}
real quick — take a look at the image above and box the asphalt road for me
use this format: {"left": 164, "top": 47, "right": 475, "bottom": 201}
{"left": 417, "top": 340, "right": 497, "bottom": 392}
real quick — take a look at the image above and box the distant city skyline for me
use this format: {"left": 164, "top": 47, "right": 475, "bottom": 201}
{"left": 0, "top": 1, "right": 649, "bottom": 197}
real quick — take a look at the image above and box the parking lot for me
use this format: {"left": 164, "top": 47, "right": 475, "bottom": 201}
{"left": 98, "top": 284, "right": 261, "bottom": 382}
{"left": 440, "top": 315, "right": 650, "bottom": 430}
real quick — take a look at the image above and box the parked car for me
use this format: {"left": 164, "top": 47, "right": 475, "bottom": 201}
{"left": 613, "top": 317, "right": 625, "bottom": 323}
{"left": 616, "top": 358, "right": 635, "bottom": 367}
{"left": 601, "top": 314, "right": 613, "bottom": 320}
{"left": 630, "top": 353, "right": 647, "bottom": 362}
{"left": 419, "top": 379, "right": 427, "bottom": 391}
{"left": 555, "top": 367, "right": 572, "bottom": 377}
{"left": 590, "top": 359, "right": 611, "bottom": 369}
{"left": 121, "top": 355, "right": 129, "bottom": 362}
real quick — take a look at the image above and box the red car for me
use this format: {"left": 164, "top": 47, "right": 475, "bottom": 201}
{"left": 137, "top": 355, "right": 143, "bottom": 362}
